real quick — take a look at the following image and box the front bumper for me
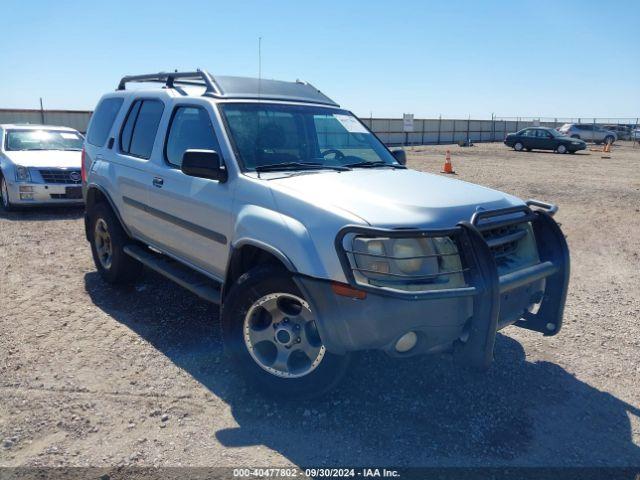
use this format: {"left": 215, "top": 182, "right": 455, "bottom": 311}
{"left": 295, "top": 200, "right": 570, "bottom": 370}
{"left": 5, "top": 180, "right": 84, "bottom": 205}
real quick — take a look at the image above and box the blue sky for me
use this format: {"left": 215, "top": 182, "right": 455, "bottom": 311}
{"left": 2, "top": 0, "right": 638, "bottom": 118}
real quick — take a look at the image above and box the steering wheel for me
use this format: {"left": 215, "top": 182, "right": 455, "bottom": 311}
{"left": 321, "top": 149, "right": 345, "bottom": 160}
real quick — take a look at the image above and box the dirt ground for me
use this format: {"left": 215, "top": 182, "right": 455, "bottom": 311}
{"left": 1, "top": 141, "right": 639, "bottom": 469}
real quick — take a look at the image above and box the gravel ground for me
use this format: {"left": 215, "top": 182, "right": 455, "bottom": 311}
{"left": 1, "top": 141, "right": 639, "bottom": 469}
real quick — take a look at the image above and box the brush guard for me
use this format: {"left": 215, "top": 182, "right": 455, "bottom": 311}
{"left": 335, "top": 199, "right": 570, "bottom": 370}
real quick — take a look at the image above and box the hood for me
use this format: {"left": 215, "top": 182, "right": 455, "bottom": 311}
{"left": 269, "top": 168, "right": 524, "bottom": 228}
{"left": 3, "top": 150, "right": 81, "bottom": 168}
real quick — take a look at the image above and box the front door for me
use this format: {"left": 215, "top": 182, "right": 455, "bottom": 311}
{"left": 143, "top": 103, "right": 233, "bottom": 280}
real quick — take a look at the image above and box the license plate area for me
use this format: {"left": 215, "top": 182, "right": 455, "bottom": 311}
{"left": 65, "top": 186, "right": 83, "bottom": 199}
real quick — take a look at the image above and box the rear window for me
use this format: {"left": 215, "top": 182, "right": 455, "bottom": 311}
{"left": 87, "top": 97, "right": 124, "bottom": 147}
{"left": 119, "top": 99, "right": 164, "bottom": 159}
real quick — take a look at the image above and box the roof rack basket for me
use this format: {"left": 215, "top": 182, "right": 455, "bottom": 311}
{"left": 117, "top": 69, "right": 219, "bottom": 95}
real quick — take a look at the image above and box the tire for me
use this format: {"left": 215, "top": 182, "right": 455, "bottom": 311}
{"left": 0, "top": 175, "right": 14, "bottom": 212}
{"left": 556, "top": 144, "right": 567, "bottom": 154}
{"left": 514, "top": 142, "right": 524, "bottom": 152}
{"left": 221, "top": 265, "right": 351, "bottom": 398}
{"left": 88, "top": 202, "right": 142, "bottom": 284}
{"left": 604, "top": 135, "right": 614, "bottom": 145}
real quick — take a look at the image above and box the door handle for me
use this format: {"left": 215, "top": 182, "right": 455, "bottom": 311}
{"left": 152, "top": 177, "right": 164, "bottom": 188}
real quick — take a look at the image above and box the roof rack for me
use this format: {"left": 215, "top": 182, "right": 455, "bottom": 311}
{"left": 117, "top": 69, "right": 219, "bottom": 94}
{"left": 116, "top": 69, "right": 339, "bottom": 106}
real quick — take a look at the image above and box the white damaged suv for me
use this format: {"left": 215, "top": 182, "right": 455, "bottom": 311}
{"left": 0, "top": 124, "right": 84, "bottom": 210}
{"left": 83, "top": 70, "right": 570, "bottom": 397}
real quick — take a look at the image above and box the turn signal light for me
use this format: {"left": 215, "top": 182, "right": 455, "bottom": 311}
{"left": 81, "top": 148, "right": 87, "bottom": 182}
{"left": 331, "top": 282, "right": 366, "bottom": 300}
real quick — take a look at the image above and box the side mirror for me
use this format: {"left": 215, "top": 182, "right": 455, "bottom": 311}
{"left": 181, "top": 149, "right": 227, "bottom": 182}
{"left": 391, "top": 148, "right": 407, "bottom": 165}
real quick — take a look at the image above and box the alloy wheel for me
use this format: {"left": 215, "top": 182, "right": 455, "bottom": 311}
{"left": 94, "top": 218, "right": 113, "bottom": 270}
{"left": 1, "top": 178, "right": 9, "bottom": 208}
{"left": 243, "top": 293, "right": 326, "bottom": 378}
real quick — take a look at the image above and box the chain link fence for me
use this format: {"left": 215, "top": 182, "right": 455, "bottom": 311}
{"left": 1, "top": 108, "right": 638, "bottom": 147}
{"left": 360, "top": 116, "right": 640, "bottom": 146}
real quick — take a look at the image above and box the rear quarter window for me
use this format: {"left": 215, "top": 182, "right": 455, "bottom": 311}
{"left": 87, "top": 98, "right": 124, "bottom": 147}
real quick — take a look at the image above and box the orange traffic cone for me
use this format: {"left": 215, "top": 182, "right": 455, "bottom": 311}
{"left": 441, "top": 150, "right": 456, "bottom": 174}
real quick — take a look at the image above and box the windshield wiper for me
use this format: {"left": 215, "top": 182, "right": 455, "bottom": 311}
{"left": 342, "top": 160, "right": 406, "bottom": 169}
{"left": 255, "top": 162, "right": 350, "bottom": 172}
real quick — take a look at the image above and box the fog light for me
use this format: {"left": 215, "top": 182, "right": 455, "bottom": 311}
{"left": 395, "top": 331, "right": 417, "bottom": 353}
{"left": 19, "top": 186, "right": 34, "bottom": 192}
{"left": 19, "top": 193, "right": 34, "bottom": 200}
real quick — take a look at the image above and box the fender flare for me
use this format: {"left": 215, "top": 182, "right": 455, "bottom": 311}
{"left": 230, "top": 237, "right": 297, "bottom": 273}
{"left": 85, "top": 183, "right": 132, "bottom": 238}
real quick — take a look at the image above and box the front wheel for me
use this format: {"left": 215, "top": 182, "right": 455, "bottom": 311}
{"left": 514, "top": 142, "right": 524, "bottom": 152}
{"left": 0, "top": 176, "right": 14, "bottom": 212}
{"left": 556, "top": 144, "right": 567, "bottom": 154}
{"left": 222, "top": 265, "right": 350, "bottom": 398}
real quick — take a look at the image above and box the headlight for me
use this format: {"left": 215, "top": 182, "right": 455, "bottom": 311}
{"left": 15, "top": 166, "right": 31, "bottom": 182}
{"left": 349, "top": 235, "right": 465, "bottom": 292}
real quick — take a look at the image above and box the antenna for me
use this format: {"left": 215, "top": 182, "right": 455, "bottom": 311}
{"left": 258, "top": 36, "right": 262, "bottom": 101}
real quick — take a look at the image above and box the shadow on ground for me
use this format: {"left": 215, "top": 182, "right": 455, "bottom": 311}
{"left": 84, "top": 270, "right": 640, "bottom": 467}
{"left": 0, "top": 205, "right": 84, "bottom": 221}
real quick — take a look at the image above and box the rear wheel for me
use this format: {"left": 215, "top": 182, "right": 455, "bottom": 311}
{"left": 0, "top": 176, "right": 14, "bottom": 212}
{"left": 556, "top": 144, "right": 567, "bottom": 154}
{"left": 514, "top": 142, "right": 524, "bottom": 152}
{"left": 222, "top": 265, "right": 350, "bottom": 398}
{"left": 88, "top": 203, "right": 142, "bottom": 284}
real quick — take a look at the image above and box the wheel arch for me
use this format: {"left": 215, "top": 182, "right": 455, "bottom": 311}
{"left": 85, "top": 184, "right": 132, "bottom": 239}
{"left": 222, "top": 240, "right": 296, "bottom": 300}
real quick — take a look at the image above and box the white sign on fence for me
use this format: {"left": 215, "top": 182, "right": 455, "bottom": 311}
{"left": 403, "top": 113, "right": 414, "bottom": 132}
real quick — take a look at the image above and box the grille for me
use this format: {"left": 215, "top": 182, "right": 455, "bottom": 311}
{"left": 39, "top": 169, "right": 81, "bottom": 184}
{"left": 482, "top": 224, "right": 528, "bottom": 270}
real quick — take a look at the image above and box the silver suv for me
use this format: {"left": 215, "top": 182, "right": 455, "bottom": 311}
{"left": 0, "top": 124, "right": 84, "bottom": 210}
{"left": 83, "top": 70, "right": 570, "bottom": 397}
{"left": 557, "top": 123, "right": 617, "bottom": 144}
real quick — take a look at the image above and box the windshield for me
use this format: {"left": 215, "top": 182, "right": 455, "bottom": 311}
{"left": 219, "top": 103, "right": 398, "bottom": 171}
{"left": 5, "top": 129, "right": 84, "bottom": 151}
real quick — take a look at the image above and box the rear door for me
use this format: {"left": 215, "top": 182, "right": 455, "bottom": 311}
{"left": 110, "top": 98, "right": 165, "bottom": 240}
{"left": 519, "top": 129, "right": 537, "bottom": 149}
{"left": 143, "top": 102, "right": 233, "bottom": 279}
{"left": 535, "top": 129, "right": 555, "bottom": 150}
{"left": 579, "top": 124, "right": 594, "bottom": 141}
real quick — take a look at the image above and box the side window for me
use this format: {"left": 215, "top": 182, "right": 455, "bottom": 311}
{"left": 520, "top": 129, "right": 532, "bottom": 137}
{"left": 87, "top": 98, "right": 124, "bottom": 147}
{"left": 119, "top": 99, "right": 164, "bottom": 159}
{"left": 165, "top": 106, "right": 221, "bottom": 167}
{"left": 536, "top": 129, "right": 551, "bottom": 138}
{"left": 120, "top": 100, "right": 142, "bottom": 153}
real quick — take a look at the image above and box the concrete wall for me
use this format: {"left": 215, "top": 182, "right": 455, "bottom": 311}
{"left": 0, "top": 109, "right": 92, "bottom": 133}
